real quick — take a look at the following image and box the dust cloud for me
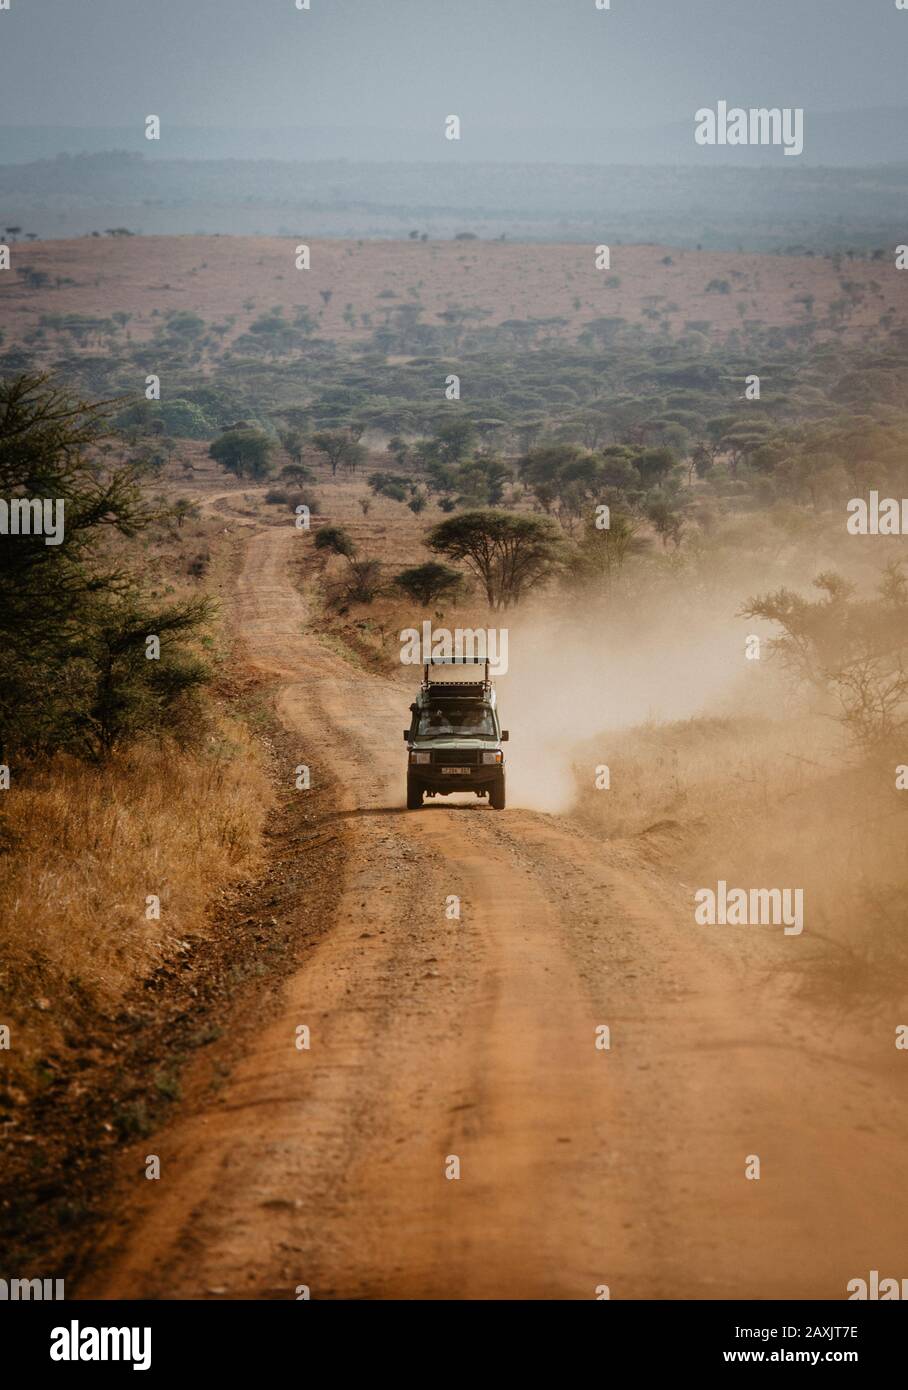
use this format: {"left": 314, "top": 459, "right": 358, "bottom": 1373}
{"left": 500, "top": 595, "right": 779, "bottom": 813}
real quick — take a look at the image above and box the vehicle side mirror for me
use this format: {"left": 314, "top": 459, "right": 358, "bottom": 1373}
{"left": 501, "top": 730, "right": 509, "bottom": 741}
{"left": 403, "top": 730, "right": 410, "bottom": 741}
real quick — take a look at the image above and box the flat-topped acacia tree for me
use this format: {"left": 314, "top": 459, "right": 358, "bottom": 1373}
{"left": 426, "top": 510, "right": 562, "bottom": 610}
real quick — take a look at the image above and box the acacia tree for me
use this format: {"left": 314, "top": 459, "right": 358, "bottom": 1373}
{"left": 171, "top": 496, "right": 200, "bottom": 529}
{"left": 645, "top": 495, "right": 685, "bottom": 547}
{"left": 519, "top": 444, "right": 611, "bottom": 518}
{"left": 313, "top": 526, "right": 382, "bottom": 605}
{"left": 280, "top": 428, "right": 306, "bottom": 463}
{"left": 394, "top": 562, "right": 462, "bottom": 606}
{"left": 742, "top": 568, "right": 908, "bottom": 747}
{"left": 209, "top": 426, "right": 274, "bottom": 479}
{"left": 281, "top": 461, "right": 315, "bottom": 487}
{"left": 568, "top": 512, "right": 648, "bottom": 591}
{"left": 426, "top": 510, "right": 562, "bottom": 609}
{"left": 454, "top": 457, "right": 511, "bottom": 507}
{"left": 430, "top": 417, "right": 477, "bottom": 463}
{"left": 312, "top": 429, "right": 366, "bottom": 475}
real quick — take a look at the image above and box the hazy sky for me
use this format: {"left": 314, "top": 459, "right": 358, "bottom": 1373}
{"left": 0, "top": 0, "right": 901, "bottom": 140}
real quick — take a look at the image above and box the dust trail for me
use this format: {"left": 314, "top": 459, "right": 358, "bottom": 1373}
{"left": 500, "top": 598, "right": 780, "bottom": 813}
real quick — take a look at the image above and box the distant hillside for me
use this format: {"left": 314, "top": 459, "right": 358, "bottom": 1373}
{"left": 1, "top": 152, "right": 907, "bottom": 251}
{"left": 4, "top": 107, "right": 908, "bottom": 166}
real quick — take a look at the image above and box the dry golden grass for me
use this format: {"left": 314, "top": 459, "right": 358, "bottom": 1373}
{"left": 573, "top": 713, "right": 829, "bottom": 839}
{"left": 0, "top": 720, "right": 271, "bottom": 1079}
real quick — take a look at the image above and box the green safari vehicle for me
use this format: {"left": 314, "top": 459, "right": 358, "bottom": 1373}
{"left": 404, "top": 656, "right": 508, "bottom": 810}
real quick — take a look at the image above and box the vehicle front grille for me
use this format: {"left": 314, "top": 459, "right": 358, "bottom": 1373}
{"left": 431, "top": 748, "right": 481, "bottom": 765}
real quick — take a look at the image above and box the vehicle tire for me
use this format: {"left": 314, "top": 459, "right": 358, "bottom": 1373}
{"left": 489, "top": 774, "right": 506, "bottom": 810}
{"left": 406, "top": 775, "right": 423, "bottom": 810}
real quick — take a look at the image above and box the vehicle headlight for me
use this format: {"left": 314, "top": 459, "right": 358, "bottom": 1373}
{"left": 410, "top": 752, "right": 431, "bottom": 765}
{"left": 482, "top": 751, "right": 502, "bottom": 764}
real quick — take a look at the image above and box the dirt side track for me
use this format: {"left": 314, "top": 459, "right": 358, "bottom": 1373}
{"left": 78, "top": 518, "right": 908, "bottom": 1300}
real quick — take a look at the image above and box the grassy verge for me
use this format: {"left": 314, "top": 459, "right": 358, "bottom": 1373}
{"left": 0, "top": 720, "right": 271, "bottom": 1103}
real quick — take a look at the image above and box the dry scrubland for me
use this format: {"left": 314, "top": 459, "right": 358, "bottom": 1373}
{"left": 2, "top": 234, "right": 907, "bottom": 1134}
{"left": 2, "top": 234, "right": 906, "bottom": 352}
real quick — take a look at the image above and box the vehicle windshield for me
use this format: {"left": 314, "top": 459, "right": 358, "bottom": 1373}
{"left": 416, "top": 703, "right": 497, "bottom": 739}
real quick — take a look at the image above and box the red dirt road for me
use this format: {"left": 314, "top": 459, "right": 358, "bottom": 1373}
{"left": 78, "top": 515, "right": 908, "bottom": 1299}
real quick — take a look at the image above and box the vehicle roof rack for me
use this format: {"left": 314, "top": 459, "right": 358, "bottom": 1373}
{"left": 425, "top": 683, "right": 488, "bottom": 701}
{"left": 422, "top": 655, "right": 491, "bottom": 691}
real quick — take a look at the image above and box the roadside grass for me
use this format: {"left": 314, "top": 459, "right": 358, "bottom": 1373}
{"left": 0, "top": 718, "right": 271, "bottom": 1100}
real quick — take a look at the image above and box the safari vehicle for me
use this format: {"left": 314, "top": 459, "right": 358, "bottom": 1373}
{"left": 404, "top": 656, "right": 508, "bottom": 810}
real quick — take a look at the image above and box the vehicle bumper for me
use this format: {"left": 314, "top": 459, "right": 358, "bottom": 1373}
{"left": 409, "top": 766, "right": 504, "bottom": 794}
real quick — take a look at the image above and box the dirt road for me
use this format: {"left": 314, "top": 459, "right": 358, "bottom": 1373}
{"left": 79, "top": 516, "right": 908, "bottom": 1299}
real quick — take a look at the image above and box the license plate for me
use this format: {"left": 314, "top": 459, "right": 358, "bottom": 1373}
{"left": 442, "top": 766, "right": 471, "bottom": 775}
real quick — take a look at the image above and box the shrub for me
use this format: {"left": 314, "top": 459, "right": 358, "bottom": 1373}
{"left": 395, "top": 562, "right": 463, "bottom": 606}
{"left": 314, "top": 525, "right": 355, "bottom": 558}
